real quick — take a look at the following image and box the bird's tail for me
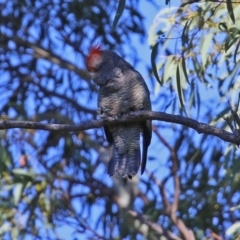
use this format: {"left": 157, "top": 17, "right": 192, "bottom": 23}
{"left": 107, "top": 145, "right": 141, "bottom": 179}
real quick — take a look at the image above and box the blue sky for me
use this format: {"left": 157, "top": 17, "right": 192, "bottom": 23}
{"left": 51, "top": 1, "right": 240, "bottom": 238}
{"left": 52, "top": 1, "right": 176, "bottom": 239}
{"left": 53, "top": 1, "right": 182, "bottom": 239}
{"left": 5, "top": 0, "right": 234, "bottom": 239}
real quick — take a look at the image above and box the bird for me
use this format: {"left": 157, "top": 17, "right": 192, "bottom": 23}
{"left": 86, "top": 44, "right": 152, "bottom": 179}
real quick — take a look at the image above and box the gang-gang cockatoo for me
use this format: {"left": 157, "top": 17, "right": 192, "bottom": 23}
{"left": 86, "top": 45, "right": 152, "bottom": 179}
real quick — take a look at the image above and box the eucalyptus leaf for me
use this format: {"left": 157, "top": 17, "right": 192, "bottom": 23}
{"left": 201, "top": 33, "right": 213, "bottom": 67}
{"left": 14, "top": 183, "right": 23, "bottom": 205}
{"left": 181, "top": 57, "right": 189, "bottom": 84}
{"left": 151, "top": 41, "right": 162, "bottom": 85}
{"left": 226, "top": 0, "right": 235, "bottom": 24}
{"left": 234, "top": 39, "right": 240, "bottom": 63}
{"left": 226, "top": 222, "right": 240, "bottom": 235}
{"left": 112, "top": 0, "right": 126, "bottom": 30}
{"left": 176, "top": 64, "right": 186, "bottom": 114}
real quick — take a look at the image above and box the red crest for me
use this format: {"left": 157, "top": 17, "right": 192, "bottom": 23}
{"left": 86, "top": 44, "right": 102, "bottom": 69}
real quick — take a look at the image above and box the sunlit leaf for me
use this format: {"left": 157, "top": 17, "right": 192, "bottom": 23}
{"left": 181, "top": 57, "right": 189, "bottom": 84}
{"left": 163, "top": 55, "right": 175, "bottom": 83}
{"left": 201, "top": 33, "right": 213, "bottom": 67}
{"left": 176, "top": 64, "right": 186, "bottom": 114}
{"left": 12, "top": 168, "right": 33, "bottom": 177}
{"left": 11, "top": 227, "right": 19, "bottom": 240}
{"left": 230, "top": 204, "right": 240, "bottom": 211}
{"left": 0, "top": 222, "right": 11, "bottom": 235}
{"left": 226, "top": 222, "right": 240, "bottom": 235}
{"left": 14, "top": 183, "right": 23, "bottom": 205}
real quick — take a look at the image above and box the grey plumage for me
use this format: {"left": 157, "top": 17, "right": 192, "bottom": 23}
{"left": 86, "top": 48, "right": 152, "bottom": 179}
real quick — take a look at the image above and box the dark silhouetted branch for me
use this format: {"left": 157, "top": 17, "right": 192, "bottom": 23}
{"left": 0, "top": 110, "right": 239, "bottom": 145}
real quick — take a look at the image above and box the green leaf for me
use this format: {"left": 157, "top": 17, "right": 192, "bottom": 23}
{"left": 219, "top": 22, "right": 228, "bottom": 31}
{"left": 151, "top": 41, "right": 163, "bottom": 85}
{"left": 226, "top": 222, "right": 240, "bottom": 235}
{"left": 230, "top": 27, "right": 240, "bottom": 37}
{"left": 12, "top": 168, "right": 34, "bottom": 182}
{"left": 112, "top": 0, "right": 126, "bottom": 30}
{"left": 11, "top": 227, "right": 19, "bottom": 240}
{"left": 163, "top": 55, "right": 175, "bottom": 83}
{"left": 181, "top": 57, "right": 189, "bottom": 84}
{"left": 0, "top": 222, "right": 11, "bottom": 235}
{"left": 225, "top": 36, "right": 237, "bottom": 52}
{"left": 176, "top": 64, "right": 186, "bottom": 114}
{"left": 12, "top": 168, "right": 33, "bottom": 176}
{"left": 14, "top": 183, "right": 23, "bottom": 205}
{"left": 230, "top": 204, "right": 240, "bottom": 211}
{"left": 226, "top": 0, "right": 235, "bottom": 24}
{"left": 234, "top": 40, "right": 240, "bottom": 63}
{"left": 181, "top": 20, "right": 189, "bottom": 46}
{"left": 225, "top": 27, "right": 240, "bottom": 54}
{"left": 195, "top": 84, "right": 201, "bottom": 118}
{"left": 201, "top": 33, "right": 213, "bottom": 67}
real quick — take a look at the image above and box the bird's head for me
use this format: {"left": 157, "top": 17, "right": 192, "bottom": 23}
{"left": 85, "top": 44, "right": 103, "bottom": 75}
{"left": 86, "top": 44, "right": 124, "bottom": 85}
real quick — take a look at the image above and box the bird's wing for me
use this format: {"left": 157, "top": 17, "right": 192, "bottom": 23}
{"left": 141, "top": 120, "right": 152, "bottom": 174}
{"left": 134, "top": 71, "right": 152, "bottom": 175}
{"left": 104, "top": 126, "right": 114, "bottom": 145}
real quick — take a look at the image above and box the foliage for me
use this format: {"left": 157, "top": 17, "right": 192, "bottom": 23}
{"left": 149, "top": 0, "right": 240, "bottom": 239}
{"left": 1, "top": 0, "right": 240, "bottom": 239}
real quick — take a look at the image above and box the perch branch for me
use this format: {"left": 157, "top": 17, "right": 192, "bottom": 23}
{"left": 0, "top": 110, "right": 239, "bottom": 144}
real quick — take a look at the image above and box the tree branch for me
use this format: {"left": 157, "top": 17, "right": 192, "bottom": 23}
{"left": 1, "top": 32, "right": 92, "bottom": 81}
{"left": 128, "top": 210, "right": 183, "bottom": 240}
{"left": 148, "top": 164, "right": 195, "bottom": 240}
{"left": 181, "top": 0, "right": 240, "bottom": 7}
{"left": 0, "top": 110, "right": 239, "bottom": 144}
{"left": 153, "top": 128, "right": 180, "bottom": 212}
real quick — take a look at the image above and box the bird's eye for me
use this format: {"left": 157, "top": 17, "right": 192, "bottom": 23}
{"left": 88, "top": 65, "right": 102, "bottom": 73}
